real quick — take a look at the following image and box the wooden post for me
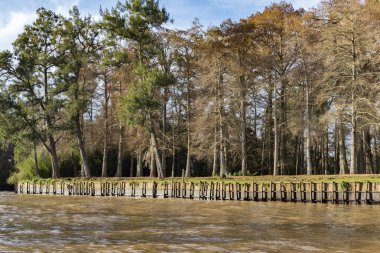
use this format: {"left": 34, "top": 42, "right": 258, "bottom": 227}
{"left": 366, "top": 181, "right": 373, "bottom": 204}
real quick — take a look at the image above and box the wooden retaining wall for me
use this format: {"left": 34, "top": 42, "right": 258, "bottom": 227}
{"left": 14, "top": 181, "right": 380, "bottom": 205}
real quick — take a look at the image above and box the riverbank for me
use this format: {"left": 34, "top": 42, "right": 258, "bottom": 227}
{"left": 16, "top": 174, "right": 380, "bottom": 205}
{"left": 17, "top": 174, "right": 380, "bottom": 184}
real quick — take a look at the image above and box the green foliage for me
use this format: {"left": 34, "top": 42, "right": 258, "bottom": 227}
{"left": 0, "top": 50, "right": 12, "bottom": 70}
{"left": 59, "top": 6, "right": 100, "bottom": 121}
{"left": 0, "top": 7, "right": 68, "bottom": 178}
{"left": 101, "top": 0, "right": 169, "bottom": 63}
{"left": 340, "top": 181, "right": 352, "bottom": 191}
{"left": 7, "top": 148, "right": 51, "bottom": 184}
{"left": 233, "top": 170, "right": 254, "bottom": 176}
{"left": 102, "top": 0, "right": 169, "bottom": 37}
{"left": 122, "top": 64, "right": 174, "bottom": 126}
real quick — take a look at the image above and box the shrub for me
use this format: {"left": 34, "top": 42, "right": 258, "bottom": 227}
{"left": 7, "top": 149, "right": 51, "bottom": 184}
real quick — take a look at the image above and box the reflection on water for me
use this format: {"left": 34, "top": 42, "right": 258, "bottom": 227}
{"left": 0, "top": 192, "right": 379, "bottom": 252}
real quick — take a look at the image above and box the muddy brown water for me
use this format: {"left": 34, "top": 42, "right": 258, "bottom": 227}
{"left": 0, "top": 192, "right": 379, "bottom": 252}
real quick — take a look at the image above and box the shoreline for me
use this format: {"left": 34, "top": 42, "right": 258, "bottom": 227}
{"left": 15, "top": 175, "right": 380, "bottom": 205}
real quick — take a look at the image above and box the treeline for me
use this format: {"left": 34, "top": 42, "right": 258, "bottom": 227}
{"left": 1, "top": 0, "right": 380, "bottom": 181}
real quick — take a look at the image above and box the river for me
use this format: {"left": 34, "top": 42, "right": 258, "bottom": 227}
{"left": 0, "top": 192, "right": 379, "bottom": 252}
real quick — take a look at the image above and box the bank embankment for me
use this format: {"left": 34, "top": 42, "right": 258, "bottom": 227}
{"left": 15, "top": 175, "right": 380, "bottom": 205}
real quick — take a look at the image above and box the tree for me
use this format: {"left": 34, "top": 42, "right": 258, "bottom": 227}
{"left": 223, "top": 19, "right": 256, "bottom": 176}
{"left": 170, "top": 21, "right": 202, "bottom": 177}
{"left": 248, "top": 3, "right": 303, "bottom": 175}
{"left": 102, "top": 0, "right": 171, "bottom": 178}
{"left": 97, "top": 41, "right": 127, "bottom": 177}
{"left": 319, "top": 0, "right": 380, "bottom": 174}
{"left": 195, "top": 27, "right": 237, "bottom": 178}
{"left": 0, "top": 8, "right": 66, "bottom": 178}
{"left": 59, "top": 6, "right": 100, "bottom": 177}
{"left": 123, "top": 65, "right": 174, "bottom": 178}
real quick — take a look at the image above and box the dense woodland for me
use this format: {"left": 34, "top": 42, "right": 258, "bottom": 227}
{"left": 1, "top": 0, "right": 380, "bottom": 181}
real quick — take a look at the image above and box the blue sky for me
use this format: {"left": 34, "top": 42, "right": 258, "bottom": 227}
{"left": 0, "top": 0, "right": 321, "bottom": 50}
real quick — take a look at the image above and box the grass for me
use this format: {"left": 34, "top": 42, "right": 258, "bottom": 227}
{"left": 18, "top": 174, "right": 380, "bottom": 184}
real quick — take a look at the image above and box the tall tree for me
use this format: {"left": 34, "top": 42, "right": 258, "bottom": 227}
{"left": 0, "top": 8, "right": 65, "bottom": 178}
{"left": 320, "top": 0, "right": 380, "bottom": 174}
{"left": 248, "top": 3, "right": 303, "bottom": 175}
{"left": 59, "top": 6, "right": 99, "bottom": 177}
{"left": 171, "top": 22, "right": 202, "bottom": 177}
{"left": 102, "top": 0, "right": 171, "bottom": 178}
{"left": 224, "top": 19, "right": 256, "bottom": 176}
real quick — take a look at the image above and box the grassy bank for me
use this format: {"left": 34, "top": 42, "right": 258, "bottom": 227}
{"left": 18, "top": 174, "right": 380, "bottom": 184}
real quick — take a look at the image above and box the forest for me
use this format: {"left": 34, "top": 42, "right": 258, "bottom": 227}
{"left": 0, "top": 0, "right": 380, "bottom": 181}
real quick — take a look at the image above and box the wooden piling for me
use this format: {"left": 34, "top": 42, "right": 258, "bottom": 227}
{"left": 16, "top": 179, "right": 379, "bottom": 205}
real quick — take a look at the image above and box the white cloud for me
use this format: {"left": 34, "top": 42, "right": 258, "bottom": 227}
{"left": 0, "top": 0, "right": 80, "bottom": 50}
{"left": 51, "top": 0, "right": 79, "bottom": 16}
{"left": 210, "top": 0, "right": 321, "bottom": 10}
{"left": 0, "top": 11, "right": 36, "bottom": 50}
{"left": 289, "top": 0, "right": 321, "bottom": 9}
{"left": 0, "top": 0, "right": 323, "bottom": 51}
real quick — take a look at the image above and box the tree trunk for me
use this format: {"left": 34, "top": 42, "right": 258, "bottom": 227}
{"left": 78, "top": 141, "right": 91, "bottom": 178}
{"left": 267, "top": 75, "right": 273, "bottom": 175}
{"left": 149, "top": 116, "right": 164, "bottom": 178}
{"left": 185, "top": 140, "right": 191, "bottom": 177}
{"left": 33, "top": 139, "right": 39, "bottom": 177}
{"left": 372, "top": 129, "right": 378, "bottom": 174}
{"left": 171, "top": 108, "right": 176, "bottom": 178}
{"left": 46, "top": 130, "right": 59, "bottom": 179}
{"left": 350, "top": 25, "right": 357, "bottom": 175}
{"left": 73, "top": 80, "right": 91, "bottom": 178}
{"left": 219, "top": 124, "right": 225, "bottom": 178}
{"left": 101, "top": 135, "right": 108, "bottom": 177}
{"left": 358, "top": 132, "right": 365, "bottom": 174}
{"left": 334, "top": 124, "right": 339, "bottom": 175}
{"left": 295, "top": 135, "right": 300, "bottom": 175}
{"left": 279, "top": 79, "right": 287, "bottom": 175}
{"left": 136, "top": 151, "right": 142, "bottom": 177}
{"left": 130, "top": 156, "right": 134, "bottom": 177}
{"left": 212, "top": 125, "right": 218, "bottom": 176}
{"left": 218, "top": 70, "right": 226, "bottom": 178}
{"left": 223, "top": 141, "right": 229, "bottom": 175}
{"left": 116, "top": 80, "right": 124, "bottom": 177}
{"left": 115, "top": 124, "right": 124, "bottom": 177}
{"left": 364, "top": 129, "right": 374, "bottom": 174}
{"left": 161, "top": 102, "right": 167, "bottom": 178}
{"left": 240, "top": 76, "right": 247, "bottom": 176}
{"left": 273, "top": 82, "right": 279, "bottom": 176}
{"left": 321, "top": 137, "right": 326, "bottom": 175}
{"left": 185, "top": 81, "right": 191, "bottom": 177}
{"left": 43, "top": 68, "right": 58, "bottom": 179}
{"left": 101, "top": 75, "right": 109, "bottom": 177}
{"left": 75, "top": 116, "right": 91, "bottom": 178}
{"left": 350, "top": 111, "right": 357, "bottom": 174}
{"left": 171, "top": 151, "right": 175, "bottom": 178}
{"left": 80, "top": 163, "right": 85, "bottom": 177}
{"left": 150, "top": 145, "right": 156, "bottom": 177}
{"left": 339, "top": 125, "right": 348, "bottom": 174}
{"left": 161, "top": 149, "right": 166, "bottom": 177}
{"left": 260, "top": 135, "right": 266, "bottom": 173}
{"left": 305, "top": 73, "right": 312, "bottom": 175}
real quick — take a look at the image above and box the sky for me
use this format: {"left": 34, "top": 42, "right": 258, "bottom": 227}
{"left": 0, "top": 0, "right": 321, "bottom": 50}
